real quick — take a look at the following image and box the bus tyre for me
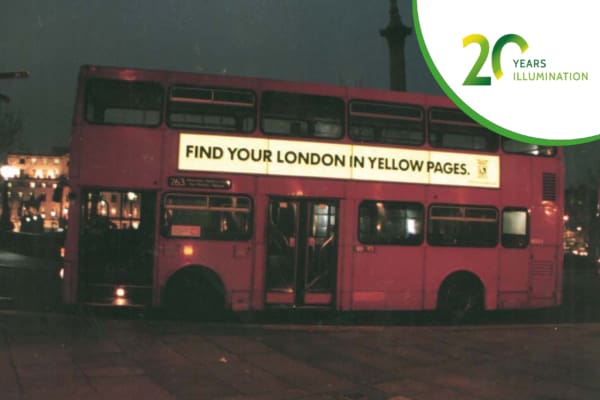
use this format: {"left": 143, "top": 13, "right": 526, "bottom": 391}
{"left": 164, "top": 268, "right": 225, "bottom": 321}
{"left": 437, "top": 275, "right": 484, "bottom": 324}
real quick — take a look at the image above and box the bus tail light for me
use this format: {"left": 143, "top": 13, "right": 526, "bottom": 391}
{"left": 59, "top": 267, "right": 65, "bottom": 280}
{"left": 115, "top": 287, "right": 126, "bottom": 298}
{"left": 60, "top": 246, "right": 65, "bottom": 258}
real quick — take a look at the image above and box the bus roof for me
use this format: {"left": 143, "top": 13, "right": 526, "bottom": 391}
{"left": 79, "top": 64, "right": 452, "bottom": 107}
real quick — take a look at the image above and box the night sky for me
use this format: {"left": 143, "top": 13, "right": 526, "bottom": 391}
{"left": 0, "top": 0, "right": 597, "bottom": 187}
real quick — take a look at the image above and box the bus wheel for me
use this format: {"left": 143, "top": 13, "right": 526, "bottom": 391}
{"left": 163, "top": 268, "right": 225, "bottom": 321}
{"left": 437, "top": 274, "right": 484, "bottom": 324}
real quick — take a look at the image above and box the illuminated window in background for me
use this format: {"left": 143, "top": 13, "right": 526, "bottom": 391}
{"left": 84, "top": 191, "right": 143, "bottom": 230}
{"left": 97, "top": 200, "right": 108, "bottom": 216}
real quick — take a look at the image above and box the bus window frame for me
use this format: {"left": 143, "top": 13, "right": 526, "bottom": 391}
{"left": 501, "top": 137, "right": 556, "bottom": 157}
{"left": 501, "top": 207, "right": 530, "bottom": 249}
{"left": 428, "top": 107, "right": 500, "bottom": 153}
{"left": 348, "top": 100, "right": 425, "bottom": 147}
{"left": 84, "top": 78, "right": 164, "bottom": 128}
{"left": 166, "top": 85, "right": 257, "bottom": 134}
{"left": 161, "top": 192, "right": 254, "bottom": 241}
{"left": 427, "top": 203, "right": 499, "bottom": 248}
{"left": 259, "top": 90, "right": 345, "bottom": 140}
{"left": 357, "top": 200, "right": 425, "bottom": 246}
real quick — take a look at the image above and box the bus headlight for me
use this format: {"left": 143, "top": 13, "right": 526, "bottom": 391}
{"left": 182, "top": 245, "right": 194, "bottom": 256}
{"left": 115, "top": 287, "right": 126, "bottom": 298}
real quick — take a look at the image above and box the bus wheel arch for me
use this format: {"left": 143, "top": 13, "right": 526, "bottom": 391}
{"left": 162, "top": 265, "right": 227, "bottom": 320}
{"left": 436, "top": 271, "right": 485, "bottom": 323}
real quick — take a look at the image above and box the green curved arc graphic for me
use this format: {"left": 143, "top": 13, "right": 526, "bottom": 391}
{"left": 492, "top": 34, "right": 528, "bottom": 79}
{"left": 412, "top": 0, "right": 600, "bottom": 146}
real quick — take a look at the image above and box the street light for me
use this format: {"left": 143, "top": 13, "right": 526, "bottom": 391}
{"left": 0, "top": 165, "right": 19, "bottom": 231}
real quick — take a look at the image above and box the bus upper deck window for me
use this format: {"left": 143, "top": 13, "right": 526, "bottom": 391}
{"left": 429, "top": 108, "right": 499, "bottom": 152}
{"left": 349, "top": 101, "right": 424, "bottom": 146}
{"left": 167, "top": 86, "right": 256, "bottom": 134}
{"left": 261, "top": 91, "right": 344, "bottom": 140}
{"left": 502, "top": 138, "right": 556, "bottom": 156}
{"left": 85, "top": 79, "right": 163, "bottom": 127}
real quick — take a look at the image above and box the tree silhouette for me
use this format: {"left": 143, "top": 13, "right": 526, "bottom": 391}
{"left": 0, "top": 71, "right": 28, "bottom": 153}
{"left": 0, "top": 104, "right": 22, "bottom": 153}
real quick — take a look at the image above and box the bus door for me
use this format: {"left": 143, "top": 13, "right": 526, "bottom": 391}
{"left": 265, "top": 198, "right": 338, "bottom": 307}
{"left": 78, "top": 189, "right": 156, "bottom": 306}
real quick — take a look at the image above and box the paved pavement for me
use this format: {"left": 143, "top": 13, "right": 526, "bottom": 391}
{"left": 1, "top": 250, "right": 600, "bottom": 399}
{"left": 0, "top": 250, "right": 61, "bottom": 311}
{"left": 1, "top": 310, "right": 600, "bottom": 400}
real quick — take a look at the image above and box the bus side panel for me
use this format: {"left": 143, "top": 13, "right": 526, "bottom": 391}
{"left": 424, "top": 248, "right": 499, "bottom": 311}
{"left": 346, "top": 182, "right": 427, "bottom": 311}
{"left": 62, "top": 193, "right": 82, "bottom": 304}
{"left": 528, "top": 156, "right": 564, "bottom": 307}
{"left": 529, "top": 203, "right": 562, "bottom": 307}
{"left": 251, "top": 194, "right": 267, "bottom": 311}
{"left": 156, "top": 239, "right": 254, "bottom": 311}
{"left": 78, "top": 126, "right": 162, "bottom": 189}
{"left": 498, "top": 248, "right": 530, "bottom": 309}
{"left": 498, "top": 155, "right": 532, "bottom": 308}
{"left": 351, "top": 247, "right": 425, "bottom": 310}
{"left": 338, "top": 199, "right": 356, "bottom": 311}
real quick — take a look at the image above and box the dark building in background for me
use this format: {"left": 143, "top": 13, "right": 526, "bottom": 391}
{"left": 564, "top": 185, "right": 600, "bottom": 260}
{"left": 380, "top": 0, "right": 412, "bottom": 91}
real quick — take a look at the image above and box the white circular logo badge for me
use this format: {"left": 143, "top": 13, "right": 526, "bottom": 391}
{"left": 413, "top": 0, "right": 600, "bottom": 145}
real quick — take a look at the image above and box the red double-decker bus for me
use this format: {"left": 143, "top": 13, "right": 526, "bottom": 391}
{"left": 62, "top": 65, "right": 564, "bottom": 320}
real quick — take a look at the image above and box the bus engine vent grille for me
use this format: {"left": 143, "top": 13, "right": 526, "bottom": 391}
{"left": 531, "top": 262, "right": 553, "bottom": 276}
{"left": 542, "top": 173, "right": 557, "bottom": 201}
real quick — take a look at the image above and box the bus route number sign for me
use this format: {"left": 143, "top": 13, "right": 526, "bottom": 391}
{"left": 168, "top": 176, "right": 232, "bottom": 190}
